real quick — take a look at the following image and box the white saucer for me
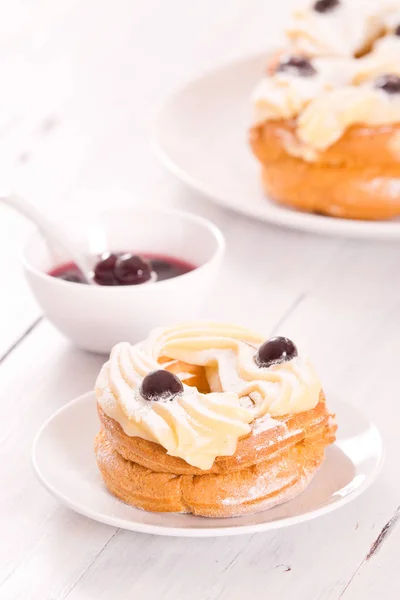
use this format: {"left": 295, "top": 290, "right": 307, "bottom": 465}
{"left": 32, "top": 392, "right": 383, "bottom": 537}
{"left": 153, "top": 53, "right": 400, "bottom": 240}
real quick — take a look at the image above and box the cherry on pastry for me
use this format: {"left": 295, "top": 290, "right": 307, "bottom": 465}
{"left": 140, "top": 370, "right": 184, "bottom": 401}
{"left": 375, "top": 74, "right": 400, "bottom": 95}
{"left": 113, "top": 254, "right": 152, "bottom": 285}
{"left": 313, "top": 0, "right": 340, "bottom": 13}
{"left": 255, "top": 336, "right": 298, "bottom": 368}
{"left": 395, "top": 25, "right": 400, "bottom": 36}
{"left": 277, "top": 56, "right": 316, "bottom": 77}
{"left": 94, "top": 253, "right": 118, "bottom": 285}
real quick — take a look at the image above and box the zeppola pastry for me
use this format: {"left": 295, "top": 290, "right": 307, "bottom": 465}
{"left": 250, "top": 0, "right": 400, "bottom": 220}
{"left": 94, "top": 322, "right": 337, "bottom": 517}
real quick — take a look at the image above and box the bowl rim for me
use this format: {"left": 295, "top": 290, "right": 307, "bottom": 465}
{"left": 22, "top": 207, "right": 225, "bottom": 291}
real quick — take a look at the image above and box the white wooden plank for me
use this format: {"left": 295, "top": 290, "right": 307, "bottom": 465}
{"left": 0, "top": 319, "right": 115, "bottom": 600}
{"left": 340, "top": 508, "right": 400, "bottom": 599}
{"left": 0, "top": 209, "right": 40, "bottom": 357}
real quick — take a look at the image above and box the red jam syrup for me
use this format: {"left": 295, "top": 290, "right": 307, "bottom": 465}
{"left": 48, "top": 253, "right": 196, "bottom": 285}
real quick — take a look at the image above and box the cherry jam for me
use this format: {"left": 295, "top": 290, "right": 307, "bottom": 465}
{"left": 48, "top": 253, "right": 196, "bottom": 285}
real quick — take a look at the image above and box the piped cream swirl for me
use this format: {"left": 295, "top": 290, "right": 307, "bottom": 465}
{"left": 252, "top": 56, "right": 357, "bottom": 124}
{"left": 96, "top": 322, "right": 322, "bottom": 469}
{"left": 286, "top": 1, "right": 396, "bottom": 58}
{"left": 252, "top": 1, "right": 400, "bottom": 159}
{"left": 298, "top": 84, "right": 400, "bottom": 150}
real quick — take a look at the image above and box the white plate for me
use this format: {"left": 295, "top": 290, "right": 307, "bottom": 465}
{"left": 153, "top": 53, "right": 400, "bottom": 240}
{"left": 32, "top": 392, "right": 383, "bottom": 537}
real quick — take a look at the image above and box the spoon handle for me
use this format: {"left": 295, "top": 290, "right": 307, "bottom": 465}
{"left": 0, "top": 194, "right": 94, "bottom": 284}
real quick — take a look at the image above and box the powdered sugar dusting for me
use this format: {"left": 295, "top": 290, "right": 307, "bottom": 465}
{"left": 252, "top": 414, "right": 279, "bottom": 435}
{"left": 219, "top": 463, "right": 320, "bottom": 516}
{"left": 365, "top": 177, "right": 400, "bottom": 199}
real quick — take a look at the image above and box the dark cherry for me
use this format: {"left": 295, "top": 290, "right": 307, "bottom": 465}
{"left": 255, "top": 337, "right": 298, "bottom": 368}
{"left": 94, "top": 253, "right": 118, "bottom": 286}
{"left": 277, "top": 56, "right": 316, "bottom": 77}
{"left": 395, "top": 24, "right": 400, "bottom": 36}
{"left": 113, "top": 254, "right": 152, "bottom": 285}
{"left": 375, "top": 74, "right": 400, "bottom": 94}
{"left": 140, "top": 370, "right": 184, "bottom": 401}
{"left": 313, "top": 0, "right": 340, "bottom": 13}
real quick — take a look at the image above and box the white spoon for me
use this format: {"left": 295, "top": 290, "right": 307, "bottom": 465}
{"left": 1, "top": 193, "right": 95, "bottom": 284}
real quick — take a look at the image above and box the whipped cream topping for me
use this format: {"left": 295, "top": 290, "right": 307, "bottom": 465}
{"left": 297, "top": 84, "right": 400, "bottom": 150}
{"left": 286, "top": 1, "right": 397, "bottom": 58}
{"left": 355, "top": 31, "right": 400, "bottom": 82}
{"left": 96, "top": 322, "right": 322, "bottom": 470}
{"left": 252, "top": 1, "right": 400, "bottom": 158}
{"left": 381, "top": 7, "right": 400, "bottom": 30}
{"left": 252, "top": 56, "right": 356, "bottom": 124}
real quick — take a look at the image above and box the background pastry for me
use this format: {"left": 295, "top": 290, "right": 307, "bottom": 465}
{"left": 250, "top": 1, "right": 400, "bottom": 220}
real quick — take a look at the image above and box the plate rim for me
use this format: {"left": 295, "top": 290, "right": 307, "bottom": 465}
{"left": 32, "top": 391, "right": 384, "bottom": 537}
{"left": 152, "top": 51, "right": 400, "bottom": 241}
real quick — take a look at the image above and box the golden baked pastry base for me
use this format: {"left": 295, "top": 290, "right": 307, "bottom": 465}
{"left": 250, "top": 120, "right": 400, "bottom": 221}
{"left": 95, "top": 396, "right": 337, "bottom": 518}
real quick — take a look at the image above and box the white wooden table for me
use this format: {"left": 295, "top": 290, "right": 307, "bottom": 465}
{"left": 0, "top": 1, "right": 399, "bottom": 598}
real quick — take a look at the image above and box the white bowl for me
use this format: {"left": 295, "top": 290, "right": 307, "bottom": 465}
{"left": 23, "top": 208, "right": 225, "bottom": 353}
